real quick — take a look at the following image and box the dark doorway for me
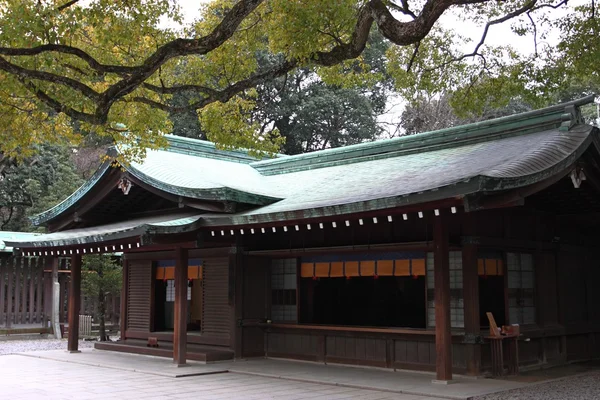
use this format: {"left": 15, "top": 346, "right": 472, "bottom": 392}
{"left": 479, "top": 276, "right": 506, "bottom": 327}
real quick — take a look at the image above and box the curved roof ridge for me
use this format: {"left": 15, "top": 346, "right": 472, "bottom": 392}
{"left": 164, "top": 135, "right": 286, "bottom": 164}
{"left": 251, "top": 95, "right": 596, "bottom": 176}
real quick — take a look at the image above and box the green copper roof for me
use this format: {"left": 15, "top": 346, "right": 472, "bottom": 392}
{"left": 0, "top": 231, "right": 41, "bottom": 252}
{"left": 7, "top": 213, "right": 202, "bottom": 249}
{"left": 23, "top": 95, "right": 600, "bottom": 243}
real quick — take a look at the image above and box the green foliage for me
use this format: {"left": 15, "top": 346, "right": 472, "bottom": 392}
{"left": 82, "top": 255, "right": 122, "bottom": 301}
{"left": 0, "top": 0, "right": 596, "bottom": 160}
{"left": 82, "top": 254, "right": 122, "bottom": 341}
{"left": 0, "top": 143, "right": 83, "bottom": 231}
{"left": 248, "top": 30, "right": 391, "bottom": 155}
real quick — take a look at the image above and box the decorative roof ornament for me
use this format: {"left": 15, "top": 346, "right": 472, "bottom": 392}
{"left": 117, "top": 178, "right": 133, "bottom": 195}
{"left": 570, "top": 168, "right": 586, "bottom": 189}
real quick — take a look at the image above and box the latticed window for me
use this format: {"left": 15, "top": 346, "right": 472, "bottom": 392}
{"left": 271, "top": 258, "right": 297, "bottom": 322}
{"left": 507, "top": 253, "right": 536, "bottom": 325}
{"left": 427, "top": 251, "right": 464, "bottom": 329}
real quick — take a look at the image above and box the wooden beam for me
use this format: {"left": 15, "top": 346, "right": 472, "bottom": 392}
{"left": 434, "top": 214, "right": 452, "bottom": 382}
{"left": 461, "top": 214, "right": 481, "bottom": 376}
{"left": 67, "top": 254, "right": 82, "bottom": 352}
{"left": 173, "top": 247, "right": 188, "bottom": 366}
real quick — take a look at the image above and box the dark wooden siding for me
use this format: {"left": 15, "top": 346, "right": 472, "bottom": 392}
{"left": 202, "top": 257, "right": 231, "bottom": 340}
{"left": 242, "top": 256, "right": 269, "bottom": 357}
{"left": 126, "top": 260, "right": 151, "bottom": 331}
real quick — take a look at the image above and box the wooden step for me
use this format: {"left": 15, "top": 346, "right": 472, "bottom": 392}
{"left": 94, "top": 339, "right": 234, "bottom": 362}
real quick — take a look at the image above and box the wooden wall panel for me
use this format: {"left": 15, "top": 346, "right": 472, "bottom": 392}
{"left": 537, "top": 252, "right": 559, "bottom": 326}
{"left": 325, "top": 336, "right": 387, "bottom": 363}
{"left": 267, "top": 332, "right": 318, "bottom": 359}
{"left": 543, "top": 336, "right": 562, "bottom": 363}
{"left": 126, "top": 260, "right": 152, "bottom": 331}
{"left": 518, "top": 338, "right": 542, "bottom": 366}
{"left": 394, "top": 339, "right": 435, "bottom": 365}
{"left": 241, "top": 256, "right": 269, "bottom": 357}
{"left": 557, "top": 251, "right": 587, "bottom": 325}
{"left": 202, "top": 257, "right": 231, "bottom": 340}
{"left": 566, "top": 334, "right": 591, "bottom": 362}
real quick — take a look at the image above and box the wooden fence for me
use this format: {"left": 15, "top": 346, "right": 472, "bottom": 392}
{"left": 0, "top": 256, "right": 47, "bottom": 328}
{"left": 0, "top": 256, "right": 120, "bottom": 330}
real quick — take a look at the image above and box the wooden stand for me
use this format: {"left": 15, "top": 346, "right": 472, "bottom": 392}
{"left": 486, "top": 335, "right": 519, "bottom": 376}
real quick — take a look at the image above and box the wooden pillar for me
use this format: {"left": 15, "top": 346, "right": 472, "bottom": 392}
{"left": 67, "top": 254, "right": 82, "bottom": 352}
{"left": 173, "top": 247, "right": 188, "bottom": 366}
{"left": 434, "top": 214, "right": 452, "bottom": 382}
{"left": 462, "top": 216, "right": 481, "bottom": 376}
{"left": 120, "top": 260, "right": 129, "bottom": 341}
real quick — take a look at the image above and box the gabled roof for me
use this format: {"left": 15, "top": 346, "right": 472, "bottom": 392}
{"left": 6, "top": 95, "right": 600, "bottom": 251}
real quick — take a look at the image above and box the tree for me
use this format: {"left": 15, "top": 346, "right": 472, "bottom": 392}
{"left": 81, "top": 255, "right": 122, "bottom": 342}
{"left": 251, "top": 32, "right": 392, "bottom": 154}
{"left": 398, "top": 94, "right": 534, "bottom": 136}
{"left": 0, "top": 0, "right": 590, "bottom": 163}
{"left": 0, "top": 144, "right": 83, "bottom": 231}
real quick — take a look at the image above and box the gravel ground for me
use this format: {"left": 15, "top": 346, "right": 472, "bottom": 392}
{"left": 0, "top": 339, "right": 95, "bottom": 355}
{"left": 473, "top": 371, "right": 600, "bottom": 400}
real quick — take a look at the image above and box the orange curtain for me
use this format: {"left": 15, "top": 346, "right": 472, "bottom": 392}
{"left": 345, "top": 261, "right": 360, "bottom": 277}
{"left": 300, "top": 263, "right": 314, "bottom": 278}
{"left": 330, "top": 262, "right": 344, "bottom": 277}
{"left": 155, "top": 266, "right": 203, "bottom": 280}
{"left": 300, "top": 258, "right": 426, "bottom": 278}
{"left": 377, "top": 260, "right": 394, "bottom": 276}
{"left": 478, "top": 258, "right": 504, "bottom": 276}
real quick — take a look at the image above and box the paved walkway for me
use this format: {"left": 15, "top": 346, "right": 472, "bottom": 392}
{"left": 2, "top": 354, "right": 441, "bottom": 400}
{"left": 6, "top": 349, "right": 529, "bottom": 399}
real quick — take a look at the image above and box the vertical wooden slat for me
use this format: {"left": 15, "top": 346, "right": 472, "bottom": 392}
{"left": 29, "top": 258, "right": 35, "bottom": 324}
{"left": 68, "top": 254, "right": 82, "bottom": 352}
{"left": 14, "top": 257, "right": 21, "bottom": 325}
{"left": 59, "top": 273, "right": 66, "bottom": 323}
{"left": 36, "top": 258, "right": 43, "bottom": 324}
{"left": 43, "top": 257, "right": 53, "bottom": 326}
{"left": 120, "top": 260, "right": 128, "bottom": 340}
{"left": 173, "top": 247, "right": 188, "bottom": 365}
{"left": 0, "top": 259, "right": 6, "bottom": 326}
{"left": 434, "top": 214, "right": 452, "bottom": 382}
{"left": 6, "top": 258, "right": 14, "bottom": 328}
{"left": 22, "top": 257, "right": 29, "bottom": 323}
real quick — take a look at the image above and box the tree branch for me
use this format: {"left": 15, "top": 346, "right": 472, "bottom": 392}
{"left": 0, "top": 56, "right": 101, "bottom": 101}
{"left": 0, "top": 0, "right": 507, "bottom": 128}
{"left": 457, "top": 0, "right": 538, "bottom": 62}
{"left": 0, "top": 44, "right": 136, "bottom": 75}
{"left": 57, "top": 0, "right": 80, "bottom": 12}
